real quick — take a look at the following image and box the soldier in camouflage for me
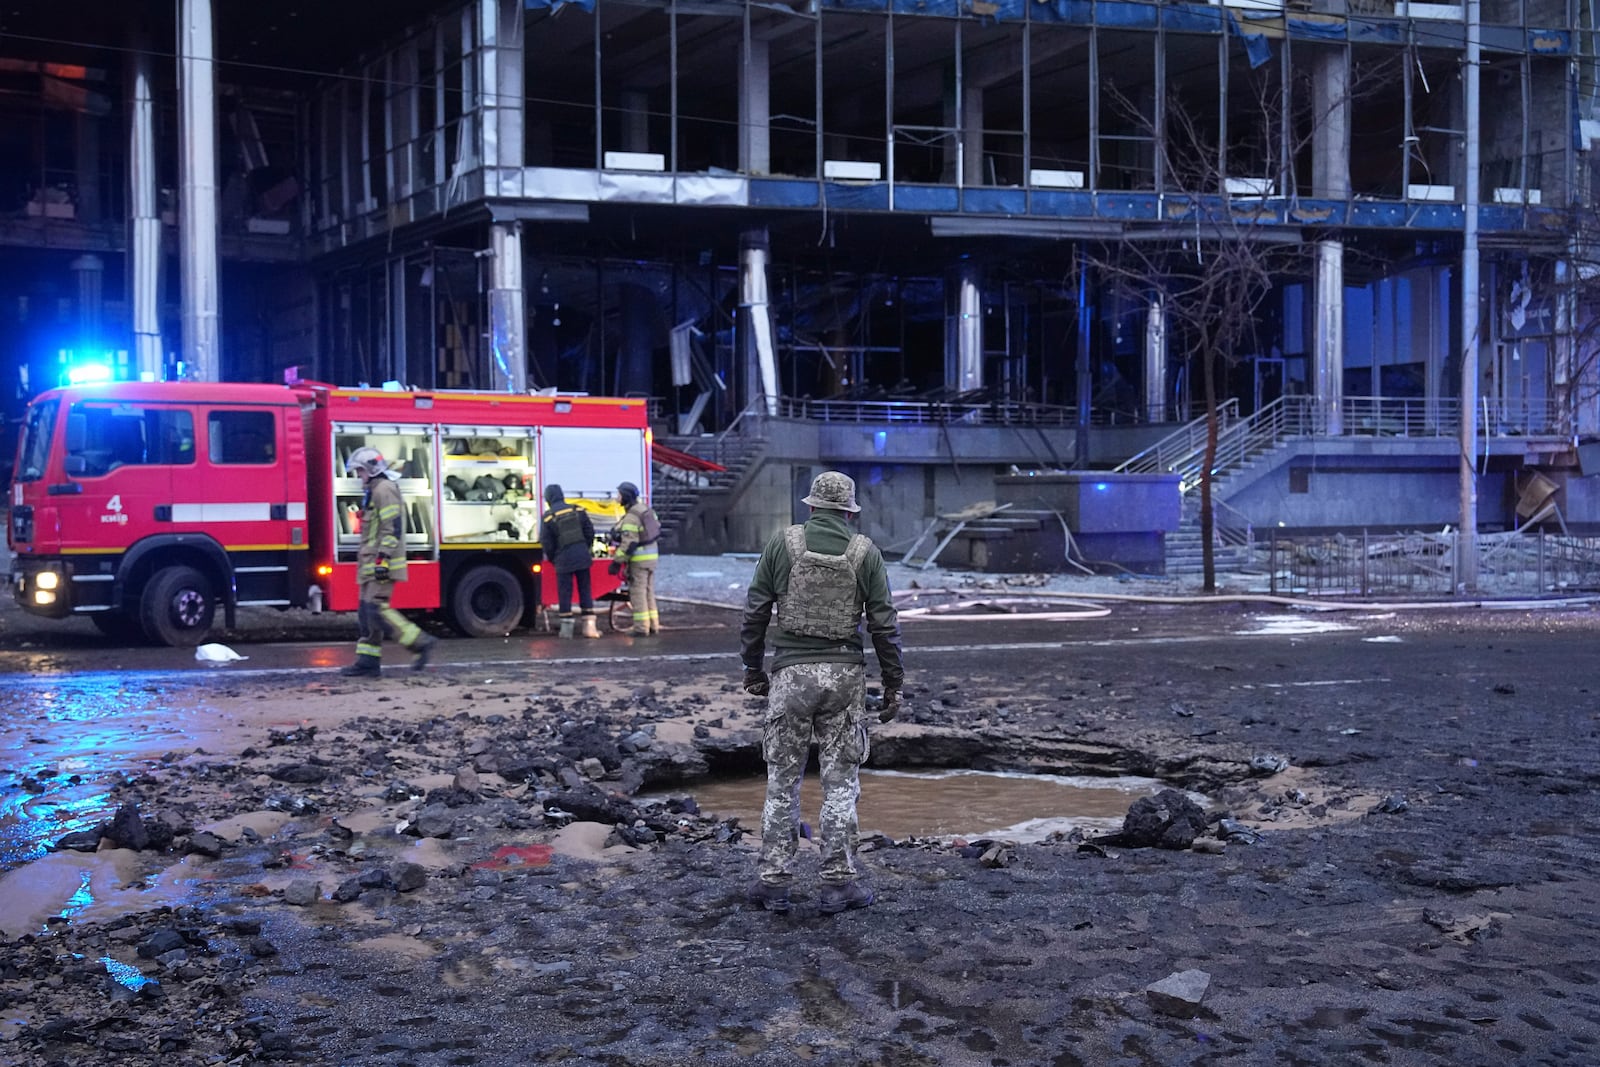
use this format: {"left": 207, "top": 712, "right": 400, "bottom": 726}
{"left": 740, "top": 470, "right": 904, "bottom": 914}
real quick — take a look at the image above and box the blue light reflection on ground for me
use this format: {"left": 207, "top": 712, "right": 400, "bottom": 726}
{"left": 60, "top": 870, "right": 94, "bottom": 921}
{"left": 1, "top": 673, "right": 194, "bottom": 871}
{"left": 0, "top": 778, "right": 115, "bottom": 869}
{"left": 99, "top": 956, "right": 158, "bottom": 992}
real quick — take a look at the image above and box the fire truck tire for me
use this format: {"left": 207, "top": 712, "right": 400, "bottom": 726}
{"left": 91, "top": 610, "right": 150, "bottom": 644}
{"left": 450, "top": 565, "right": 525, "bottom": 637}
{"left": 140, "top": 565, "right": 217, "bottom": 647}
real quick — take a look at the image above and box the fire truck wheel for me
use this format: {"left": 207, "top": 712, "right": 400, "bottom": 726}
{"left": 91, "top": 610, "right": 150, "bottom": 644}
{"left": 140, "top": 565, "right": 217, "bottom": 647}
{"left": 450, "top": 565, "right": 525, "bottom": 638}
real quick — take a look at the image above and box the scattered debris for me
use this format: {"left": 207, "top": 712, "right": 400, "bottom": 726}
{"left": 1371, "top": 794, "right": 1410, "bottom": 815}
{"left": 1146, "top": 969, "right": 1212, "bottom": 1018}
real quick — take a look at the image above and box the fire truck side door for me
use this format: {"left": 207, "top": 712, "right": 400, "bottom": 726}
{"left": 196, "top": 407, "right": 296, "bottom": 605}
{"left": 57, "top": 402, "right": 186, "bottom": 556}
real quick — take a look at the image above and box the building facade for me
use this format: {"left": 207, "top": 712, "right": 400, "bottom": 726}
{"left": 2, "top": 0, "right": 1597, "bottom": 556}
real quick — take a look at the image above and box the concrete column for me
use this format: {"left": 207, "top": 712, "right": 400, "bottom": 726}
{"left": 962, "top": 87, "right": 984, "bottom": 187}
{"left": 1313, "top": 240, "right": 1343, "bottom": 434}
{"left": 177, "top": 0, "right": 220, "bottom": 381}
{"left": 1555, "top": 258, "right": 1591, "bottom": 436}
{"left": 1458, "top": 0, "right": 1482, "bottom": 590}
{"left": 941, "top": 78, "right": 984, "bottom": 185}
{"left": 739, "top": 36, "right": 769, "bottom": 175}
{"left": 1311, "top": 45, "right": 1350, "bottom": 199}
{"left": 618, "top": 283, "right": 655, "bottom": 396}
{"left": 1144, "top": 295, "right": 1166, "bottom": 421}
{"left": 1310, "top": 39, "right": 1349, "bottom": 435}
{"left": 478, "top": 0, "right": 524, "bottom": 191}
{"left": 71, "top": 255, "right": 105, "bottom": 342}
{"left": 1076, "top": 252, "right": 1094, "bottom": 465}
{"left": 76, "top": 113, "right": 101, "bottom": 224}
{"left": 946, "top": 264, "right": 983, "bottom": 392}
{"left": 488, "top": 220, "right": 527, "bottom": 392}
{"left": 622, "top": 90, "right": 650, "bottom": 154}
{"left": 739, "top": 229, "right": 779, "bottom": 415}
{"left": 128, "top": 40, "right": 162, "bottom": 381}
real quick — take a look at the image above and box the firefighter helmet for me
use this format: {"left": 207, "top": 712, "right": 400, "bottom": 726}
{"left": 345, "top": 446, "right": 390, "bottom": 478}
{"left": 617, "top": 481, "right": 640, "bottom": 506}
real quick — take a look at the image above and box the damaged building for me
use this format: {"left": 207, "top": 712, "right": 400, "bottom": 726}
{"left": 1, "top": 0, "right": 1598, "bottom": 570}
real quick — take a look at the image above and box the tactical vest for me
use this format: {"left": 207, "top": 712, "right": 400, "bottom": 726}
{"left": 777, "top": 525, "right": 871, "bottom": 640}
{"left": 549, "top": 503, "right": 586, "bottom": 548}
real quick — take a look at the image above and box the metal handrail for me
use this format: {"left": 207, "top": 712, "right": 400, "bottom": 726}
{"left": 1211, "top": 497, "right": 1255, "bottom": 551}
{"left": 1113, "top": 398, "right": 1241, "bottom": 475}
{"left": 1130, "top": 393, "right": 1565, "bottom": 493}
{"left": 773, "top": 395, "right": 1081, "bottom": 427}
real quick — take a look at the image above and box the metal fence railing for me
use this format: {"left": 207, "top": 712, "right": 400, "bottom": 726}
{"left": 1265, "top": 529, "right": 1600, "bottom": 599}
{"left": 772, "top": 396, "right": 1082, "bottom": 427}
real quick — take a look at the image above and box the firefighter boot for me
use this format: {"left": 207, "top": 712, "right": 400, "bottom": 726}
{"left": 579, "top": 613, "right": 602, "bottom": 639}
{"left": 339, "top": 654, "right": 382, "bottom": 678}
{"left": 558, "top": 613, "right": 577, "bottom": 639}
{"left": 410, "top": 634, "right": 437, "bottom": 672}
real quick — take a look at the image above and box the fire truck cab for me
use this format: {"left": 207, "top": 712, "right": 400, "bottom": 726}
{"left": 8, "top": 381, "right": 649, "bottom": 646}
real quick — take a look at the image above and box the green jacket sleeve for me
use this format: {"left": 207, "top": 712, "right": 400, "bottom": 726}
{"left": 859, "top": 547, "right": 904, "bottom": 689}
{"left": 739, "top": 532, "right": 784, "bottom": 668}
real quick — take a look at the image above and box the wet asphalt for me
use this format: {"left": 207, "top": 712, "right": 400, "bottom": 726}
{"left": 5, "top": 594, "right": 1600, "bottom": 1064}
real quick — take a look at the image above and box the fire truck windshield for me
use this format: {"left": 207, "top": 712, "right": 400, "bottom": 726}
{"left": 15, "top": 398, "right": 58, "bottom": 483}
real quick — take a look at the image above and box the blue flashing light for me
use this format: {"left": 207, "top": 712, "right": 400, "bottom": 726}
{"left": 58, "top": 348, "right": 129, "bottom": 386}
{"left": 873, "top": 430, "right": 887, "bottom": 455}
{"left": 66, "top": 362, "right": 113, "bottom": 385}
{"left": 1094, "top": 482, "right": 1110, "bottom": 492}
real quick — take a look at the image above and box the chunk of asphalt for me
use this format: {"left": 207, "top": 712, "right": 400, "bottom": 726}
{"left": 1145, "top": 969, "right": 1211, "bottom": 1018}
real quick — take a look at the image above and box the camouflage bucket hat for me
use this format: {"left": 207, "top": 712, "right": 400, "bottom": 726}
{"left": 802, "top": 470, "right": 861, "bottom": 513}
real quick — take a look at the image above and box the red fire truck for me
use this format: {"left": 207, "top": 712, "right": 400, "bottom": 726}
{"left": 7, "top": 380, "right": 650, "bottom": 646}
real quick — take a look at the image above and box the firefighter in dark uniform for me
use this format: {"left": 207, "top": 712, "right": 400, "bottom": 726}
{"left": 543, "top": 483, "right": 601, "bottom": 638}
{"left": 609, "top": 480, "right": 660, "bottom": 634}
{"left": 341, "top": 446, "right": 436, "bottom": 676}
{"left": 740, "top": 470, "right": 904, "bottom": 914}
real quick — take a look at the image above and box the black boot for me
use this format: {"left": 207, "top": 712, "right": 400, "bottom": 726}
{"left": 410, "top": 634, "right": 437, "bottom": 672}
{"left": 339, "top": 654, "right": 381, "bottom": 677}
{"left": 746, "top": 880, "right": 792, "bottom": 913}
{"left": 818, "top": 880, "right": 874, "bottom": 914}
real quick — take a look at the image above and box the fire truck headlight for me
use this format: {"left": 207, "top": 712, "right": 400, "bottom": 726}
{"left": 35, "top": 571, "right": 59, "bottom": 591}
{"left": 34, "top": 589, "right": 56, "bottom": 606}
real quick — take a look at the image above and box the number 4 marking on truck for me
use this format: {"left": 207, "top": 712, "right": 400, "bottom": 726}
{"left": 101, "top": 495, "right": 129, "bottom": 526}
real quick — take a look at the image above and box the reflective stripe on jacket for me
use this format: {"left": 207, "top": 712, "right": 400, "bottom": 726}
{"left": 615, "top": 501, "right": 660, "bottom": 563}
{"left": 542, "top": 501, "right": 596, "bottom": 574}
{"left": 358, "top": 475, "right": 408, "bottom": 582}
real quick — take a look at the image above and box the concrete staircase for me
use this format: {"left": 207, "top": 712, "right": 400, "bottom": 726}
{"left": 652, "top": 433, "right": 766, "bottom": 551}
{"left": 1135, "top": 402, "right": 1311, "bottom": 576}
{"left": 1165, "top": 492, "right": 1265, "bottom": 576}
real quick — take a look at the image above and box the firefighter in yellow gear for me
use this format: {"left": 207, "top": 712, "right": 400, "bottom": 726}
{"left": 340, "top": 447, "right": 436, "bottom": 676}
{"left": 610, "top": 481, "right": 661, "bottom": 634}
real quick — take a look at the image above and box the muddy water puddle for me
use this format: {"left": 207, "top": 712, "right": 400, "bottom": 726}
{"left": 671, "top": 769, "right": 1173, "bottom": 842}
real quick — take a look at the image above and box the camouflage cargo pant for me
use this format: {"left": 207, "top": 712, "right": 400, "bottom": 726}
{"left": 758, "top": 661, "right": 868, "bottom": 886}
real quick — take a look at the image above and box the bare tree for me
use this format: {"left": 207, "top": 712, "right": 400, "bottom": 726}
{"left": 1088, "top": 57, "right": 1379, "bottom": 591}
{"left": 1100, "top": 75, "right": 1312, "bottom": 591}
